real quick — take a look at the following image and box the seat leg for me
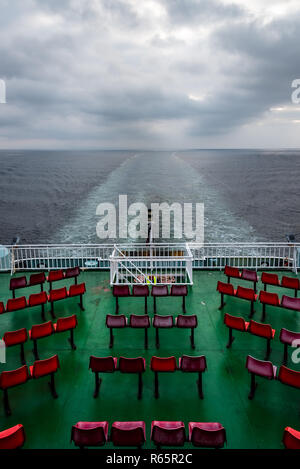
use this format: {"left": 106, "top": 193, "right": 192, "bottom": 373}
{"left": 3, "top": 389, "right": 11, "bottom": 416}
{"left": 93, "top": 372, "right": 102, "bottom": 398}
{"left": 145, "top": 297, "right": 148, "bottom": 314}
{"left": 109, "top": 328, "right": 114, "bottom": 348}
{"left": 78, "top": 294, "right": 85, "bottom": 311}
{"left": 197, "top": 372, "right": 204, "bottom": 399}
{"left": 68, "top": 329, "right": 76, "bottom": 350}
{"left": 144, "top": 328, "right": 148, "bottom": 349}
{"left": 264, "top": 284, "right": 267, "bottom": 292}
{"left": 33, "top": 340, "right": 39, "bottom": 361}
{"left": 153, "top": 296, "right": 157, "bottom": 314}
{"left": 261, "top": 303, "right": 266, "bottom": 322}
{"left": 50, "top": 301, "right": 56, "bottom": 319}
{"left": 75, "top": 277, "right": 78, "bottom": 285}
{"left": 248, "top": 373, "right": 257, "bottom": 400}
{"left": 254, "top": 281, "right": 257, "bottom": 293}
{"left": 40, "top": 283, "right": 44, "bottom": 292}
{"left": 227, "top": 276, "right": 230, "bottom": 284}
{"left": 20, "top": 343, "right": 26, "bottom": 365}
{"left": 154, "top": 372, "right": 159, "bottom": 399}
{"left": 41, "top": 303, "right": 46, "bottom": 322}
{"left": 48, "top": 373, "right": 58, "bottom": 398}
{"left": 182, "top": 296, "right": 186, "bottom": 314}
{"left": 218, "top": 293, "right": 225, "bottom": 310}
{"left": 226, "top": 328, "right": 235, "bottom": 348}
{"left": 115, "top": 297, "right": 119, "bottom": 314}
{"left": 283, "top": 343, "right": 288, "bottom": 365}
{"left": 155, "top": 328, "right": 160, "bottom": 349}
{"left": 249, "top": 301, "right": 254, "bottom": 318}
{"left": 265, "top": 339, "right": 271, "bottom": 360}
{"left": 12, "top": 290, "right": 15, "bottom": 299}
{"left": 138, "top": 372, "right": 143, "bottom": 400}
{"left": 190, "top": 328, "right": 195, "bottom": 349}
{"left": 295, "top": 289, "right": 297, "bottom": 298}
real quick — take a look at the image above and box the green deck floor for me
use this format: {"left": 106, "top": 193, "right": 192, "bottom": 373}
{"left": 0, "top": 270, "right": 299, "bottom": 449}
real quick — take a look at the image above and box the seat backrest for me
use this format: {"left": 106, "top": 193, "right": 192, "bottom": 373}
{"left": 132, "top": 285, "right": 149, "bottom": 296}
{"left": 0, "top": 424, "right": 25, "bottom": 450}
{"left": 241, "top": 269, "right": 258, "bottom": 282}
{"left": 248, "top": 320, "right": 273, "bottom": 339}
{"left": 31, "top": 355, "right": 59, "bottom": 378}
{"left": 6, "top": 296, "right": 27, "bottom": 312}
{"left": 278, "top": 365, "right": 300, "bottom": 389}
{"left": 0, "top": 302, "right": 4, "bottom": 314}
{"left": 65, "top": 266, "right": 80, "bottom": 278}
{"left": 224, "top": 313, "right": 247, "bottom": 331}
{"left": 28, "top": 291, "right": 47, "bottom": 307}
{"left": 151, "top": 421, "right": 186, "bottom": 446}
{"left": 224, "top": 265, "right": 240, "bottom": 278}
{"left": 261, "top": 272, "right": 279, "bottom": 286}
{"left": 113, "top": 285, "right": 130, "bottom": 297}
{"left": 111, "top": 422, "right": 145, "bottom": 447}
{"left": 29, "top": 272, "right": 46, "bottom": 285}
{"left": 246, "top": 355, "right": 275, "bottom": 379}
{"left": 118, "top": 357, "right": 145, "bottom": 373}
{"left": 0, "top": 365, "right": 29, "bottom": 389}
{"left": 48, "top": 270, "right": 64, "bottom": 282}
{"left": 216, "top": 281, "right": 234, "bottom": 296}
{"left": 49, "top": 287, "right": 67, "bottom": 302}
{"left": 281, "top": 295, "right": 300, "bottom": 311}
{"left": 89, "top": 356, "right": 116, "bottom": 373}
{"left": 3, "top": 328, "right": 28, "bottom": 346}
{"left": 170, "top": 285, "right": 188, "bottom": 296}
{"left": 281, "top": 276, "right": 300, "bottom": 290}
{"left": 30, "top": 321, "right": 54, "bottom": 340}
{"left": 55, "top": 315, "right": 77, "bottom": 332}
{"left": 283, "top": 427, "right": 300, "bottom": 449}
{"left": 68, "top": 283, "right": 86, "bottom": 297}
{"left": 180, "top": 355, "right": 207, "bottom": 372}
{"left": 150, "top": 356, "right": 177, "bottom": 372}
{"left": 176, "top": 314, "right": 197, "bottom": 328}
{"left": 259, "top": 290, "right": 280, "bottom": 306}
{"left": 189, "top": 422, "right": 226, "bottom": 448}
{"left": 10, "top": 276, "right": 27, "bottom": 290}
{"left": 106, "top": 314, "right": 127, "bottom": 328}
{"left": 71, "top": 422, "right": 108, "bottom": 447}
{"left": 236, "top": 286, "right": 255, "bottom": 301}
{"left": 129, "top": 314, "right": 150, "bottom": 328}
{"left": 151, "top": 285, "right": 169, "bottom": 296}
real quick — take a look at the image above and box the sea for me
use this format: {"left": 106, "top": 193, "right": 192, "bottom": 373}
{"left": 0, "top": 149, "right": 299, "bottom": 245}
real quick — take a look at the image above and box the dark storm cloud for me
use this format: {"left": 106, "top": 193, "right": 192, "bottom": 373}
{"left": 0, "top": 0, "right": 299, "bottom": 148}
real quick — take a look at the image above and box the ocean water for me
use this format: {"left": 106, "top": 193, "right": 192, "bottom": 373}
{"left": 0, "top": 149, "right": 299, "bottom": 244}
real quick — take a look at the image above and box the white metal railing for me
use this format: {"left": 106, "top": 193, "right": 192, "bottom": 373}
{"left": 0, "top": 242, "right": 299, "bottom": 278}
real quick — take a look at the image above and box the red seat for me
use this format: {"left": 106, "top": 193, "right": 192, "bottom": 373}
{"left": 224, "top": 313, "right": 249, "bottom": 348}
{"left": 3, "top": 328, "right": 28, "bottom": 365}
{"left": 48, "top": 287, "right": 67, "bottom": 302}
{"left": 28, "top": 291, "right": 48, "bottom": 321}
{"left": 119, "top": 357, "right": 146, "bottom": 399}
{"left": 0, "top": 424, "right": 25, "bottom": 449}
{"left": 236, "top": 286, "right": 257, "bottom": 316}
{"left": 217, "top": 281, "right": 235, "bottom": 310}
{"left": 111, "top": 421, "right": 146, "bottom": 447}
{"left": 29, "top": 272, "right": 46, "bottom": 288}
{"left": 279, "top": 328, "right": 300, "bottom": 364}
{"left": 47, "top": 270, "right": 64, "bottom": 284}
{"left": 10, "top": 277, "right": 27, "bottom": 298}
{"left": 151, "top": 421, "right": 186, "bottom": 447}
{"left": 30, "top": 355, "right": 60, "bottom": 398}
{"left": 0, "top": 365, "right": 29, "bottom": 416}
{"left": 283, "top": 426, "right": 300, "bottom": 449}
{"left": 179, "top": 355, "right": 207, "bottom": 398}
{"left": 89, "top": 356, "right": 117, "bottom": 398}
{"left": 0, "top": 302, "right": 4, "bottom": 314}
{"left": 71, "top": 421, "right": 108, "bottom": 448}
{"left": 278, "top": 365, "right": 300, "bottom": 389}
{"left": 68, "top": 283, "right": 86, "bottom": 297}
{"left": 54, "top": 315, "right": 78, "bottom": 350}
{"left": 281, "top": 276, "right": 300, "bottom": 292}
{"left": 259, "top": 290, "right": 280, "bottom": 321}
{"left": 150, "top": 356, "right": 177, "bottom": 398}
{"left": 189, "top": 422, "right": 226, "bottom": 448}
{"left": 261, "top": 272, "right": 280, "bottom": 287}
{"left": 281, "top": 295, "right": 300, "bottom": 311}
{"left": 246, "top": 355, "right": 277, "bottom": 399}
{"left": 248, "top": 320, "right": 275, "bottom": 360}
{"left": 224, "top": 265, "right": 240, "bottom": 279}
{"left": 176, "top": 314, "right": 197, "bottom": 348}
{"left": 6, "top": 296, "right": 27, "bottom": 312}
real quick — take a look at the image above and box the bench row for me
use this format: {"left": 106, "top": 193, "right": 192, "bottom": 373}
{"left": 1, "top": 422, "right": 300, "bottom": 450}
{"left": 9, "top": 267, "right": 81, "bottom": 297}
{"left": 106, "top": 314, "right": 197, "bottom": 349}
{"left": 113, "top": 284, "right": 188, "bottom": 314}
{"left": 3, "top": 315, "right": 78, "bottom": 364}
{"left": 0, "top": 283, "right": 86, "bottom": 321}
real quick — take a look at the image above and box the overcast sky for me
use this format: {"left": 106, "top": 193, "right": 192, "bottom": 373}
{"left": 0, "top": 0, "right": 300, "bottom": 149}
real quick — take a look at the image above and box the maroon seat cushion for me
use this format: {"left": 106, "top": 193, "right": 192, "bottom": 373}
{"left": 281, "top": 295, "right": 300, "bottom": 311}
{"left": 129, "top": 315, "right": 150, "bottom": 328}
{"left": 118, "top": 357, "right": 146, "bottom": 373}
{"left": 179, "top": 355, "right": 207, "bottom": 372}
{"left": 113, "top": 285, "right": 130, "bottom": 297}
{"left": 151, "top": 421, "right": 186, "bottom": 446}
{"left": 246, "top": 355, "right": 276, "bottom": 379}
{"left": 111, "top": 421, "right": 145, "bottom": 447}
{"left": 170, "top": 285, "right": 188, "bottom": 296}
{"left": 10, "top": 276, "right": 27, "bottom": 290}
{"left": 153, "top": 315, "right": 174, "bottom": 328}
{"left": 89, "top": 356, "right": 117, "bottom": 373}
{"left": 106, "top": 314, "right": 127, "bottom": 328}
{"left": 189, "top": 422, "right": 226, "bottom": 448}
{"left": 241, "top": 269, "right": 258, "bottom": 282}
{"left": 281, "top": 276, "right": 300, "bottom": 290}
{"left": 29, "top": 272, "right": 46, "bottom": 286}
{"left": 152, "top": 285, "right": 168, "bottom": 297}
{"left": 132, "top": 285, "right": 149, "bottom": 297}
{"left": 176, "top": 314, "right": 197, "bottom": 328}
{"left": 71, "top": 421, "right": 108, "bottom": 447}
{"left": 279, "top": 328, "right": 300, "bottom": 345}
{"left": 65, "top": 267, "right": 80, "bottom": 279}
